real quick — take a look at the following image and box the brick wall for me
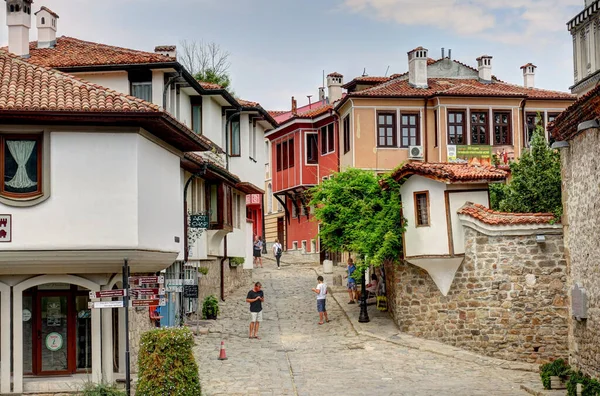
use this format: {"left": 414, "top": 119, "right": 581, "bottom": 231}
{"left": 561, "top": 127, "right": 600, "bottom": 378}
{"left": 386, "top": 227, "right": 568, "bottom": 363}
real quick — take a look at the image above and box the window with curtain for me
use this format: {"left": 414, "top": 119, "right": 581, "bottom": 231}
{"left": 306, "top": 134, "right": 318, "bottom": 164}
{"left": 1, "top": 135, "right": 42, "bottom": 198}
{"left": 230, "top": 116, "right": 241, "bottom": 156}
{"left": 377, "top": 112, "right": 396, "bottom": 147}
{"left": 470, "top": 112, "right": 488, "bottom": 145}
{"left": 400, "top": 113, "right": 419, "bottom": 147}
{"left": 448, "top": 111, "right": 466, "bottom": 145}
{"left": 131, "top": 82, "right": 152, "bottom": 102}
{"left": 414, "top": 191, "right": 430, "bottom": 227}
{"left": 343, "top": 116, "right": 351, "bottom": 153}
{"left": 493, "top": 111, "right": 512, "bottom": 145}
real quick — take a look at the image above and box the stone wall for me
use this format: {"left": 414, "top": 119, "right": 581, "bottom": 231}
{"left": 128, "top": 307, "right": 155, "bottom": 373}
{"left": 195, "top": 258, "right": 253, "bottom": 306}
{"left": 561, "top": 127, "right": 600, "bottom": 378}
{"left": 386, "top": 227, "right": 568, "bottom": 363}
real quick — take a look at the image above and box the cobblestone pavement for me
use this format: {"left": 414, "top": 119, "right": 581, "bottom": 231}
{"left": 194, "top": 263, "right": 542, "bottom": 396}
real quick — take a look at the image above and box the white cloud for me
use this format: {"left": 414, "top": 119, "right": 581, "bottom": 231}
{"left": 341, "top": 0, "right": 581, "bottom": 44}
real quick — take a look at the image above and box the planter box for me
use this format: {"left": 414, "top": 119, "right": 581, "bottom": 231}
{"left": 550, "top": 376, "right": 568, "bottom": 390}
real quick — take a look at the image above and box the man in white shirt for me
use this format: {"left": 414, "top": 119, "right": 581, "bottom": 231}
{"left": 311, "top": 276, "right": 329, "bottom": 325}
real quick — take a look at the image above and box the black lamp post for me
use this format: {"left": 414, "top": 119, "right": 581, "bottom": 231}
{"left": 358, "top": 268, "right": 370, "bottom": 323}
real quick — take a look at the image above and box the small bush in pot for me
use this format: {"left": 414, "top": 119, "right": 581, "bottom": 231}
{"left": 202, "top": 294, "right": 220, "bottom": 319}
{"left": 540, "top": 359, "right": 571, "bottom": 390}
{"left": 229, "top": 257, "right": 244, "bottom": 267}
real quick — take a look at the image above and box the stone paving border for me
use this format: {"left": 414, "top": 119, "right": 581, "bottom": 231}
{"left": 311, "top": 265, "right": 540, "bottom": 374}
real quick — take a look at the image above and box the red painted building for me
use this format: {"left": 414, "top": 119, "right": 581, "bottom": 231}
{"left": 246, "top": 193, "right": 263, "bottom": 239}
{"left": 265, "top": 73, "right": 345, "bottom": 257}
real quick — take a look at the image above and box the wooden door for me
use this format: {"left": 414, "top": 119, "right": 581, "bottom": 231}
{"left": 35, "top": 291, "right": 73, "bottom": 375}
{"left": 277, "top": 217, "right": 285, "bottom": 249}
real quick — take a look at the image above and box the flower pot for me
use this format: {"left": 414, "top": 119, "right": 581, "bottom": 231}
{"left": 550, "top": 376, "right": 568, "bottom": 390}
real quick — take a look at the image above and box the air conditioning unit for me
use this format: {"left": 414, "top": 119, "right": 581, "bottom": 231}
{"left": 409, "top": 145, "right": 424, "bottom": 159}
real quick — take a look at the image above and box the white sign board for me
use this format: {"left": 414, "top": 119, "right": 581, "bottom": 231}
{"left": 88, "top": 301, "right": 125, "bottom": 309}
{"left": 0, "top": 214, "right": 11, "bottom": 243}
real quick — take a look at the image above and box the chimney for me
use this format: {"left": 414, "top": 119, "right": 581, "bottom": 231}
{"left": 407, "top": 46, "right": 428, "bottom": 88}
{"left": 35, "top": 7, "right": 58, "bottom": 49}
{"left": 477, "top": 55, "right": 493, "bottom": 83}
{"left": 5, "top": 0, "right": 33, "bottom": 57}
{"left": 318, "top": 86, "right": 325, "bottom": 102}
{"left": 521, "top": 63, "right": 537, "bottom": 88}
{"left": 326, "top": 72, "right": 344, "bottom": 104}
{"left": 154, "top": 45, "right": 177, "bottom": 59}
{"left": 291, "top": 96, "right": 297, "bottom": 115}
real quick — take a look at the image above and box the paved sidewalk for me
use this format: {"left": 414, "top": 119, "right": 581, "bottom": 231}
{"left": 194, "top": 263, "right": 543, "bottom": 396}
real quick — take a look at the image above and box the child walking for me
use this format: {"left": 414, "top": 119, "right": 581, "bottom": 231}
{"left": 312, "top": 276, "right": 329, "bottom": 325}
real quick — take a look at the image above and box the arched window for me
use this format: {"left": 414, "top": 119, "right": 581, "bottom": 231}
{"left": 41, "top": 17, "right": 45, "bottom": 24}
{"left": 14, "top": 4, "right": 19, "bottom": 12}
{"left": 9, "top": 5, "right": 14, "bottom": 12}
{"left": 267, "top": 184, "right": 272, "bottom": 214}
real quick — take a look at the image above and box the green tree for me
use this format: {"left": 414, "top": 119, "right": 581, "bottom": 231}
{"left": 308, "top": 168, "right": 404, "bottom": 269}
{"left": 179, "top": 39, "right": 233, "bottom": 90}
{"left": 491, "top": 124, "right": 562, "bottom": 218}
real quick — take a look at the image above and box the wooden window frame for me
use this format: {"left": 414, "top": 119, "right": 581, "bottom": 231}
{"left": 493, "top": 111, "right": 512, "bottom": 145}
{"left": 276, "top": 143, "right": 282, "bottom": 172}
{"left": 327, "top": 124, "right": 335, "bottom": 153}
{"left": 377, "top": 111, "right": 397, "bottom": 148}
{"left": 306, "top": 133, "right": 318, "bottom": 165}
{"left": 205, "top": 182, "right": 233, "bottom": 232}
{"left": 400, "top": 112, "right": 420, "bottom": 148}
{"left": 447, "top": 110, "right": 466, "bottom": 145}
{"left": 525, "top": 112, "right": 543, "bottom": 146}
{"left": 229, "top": 115, "right": 241, "bottom": 157}
{"left": 434, "top": 110, "right": 438, "bottom": 148}
{"left": 470, "top": 111, "right": 489, "bottom": 145}
{"left": 289, "top": 138, "right": 294, "bottom": 168}
{"left": 1, "top": 134, "right": 43, "bottom": 199}
{"left": 413, "top": 191, "right": 430, "bottom": 227}
{"left": 343, "top": 116, "right": 351, "bottom": 153}
{"left": 282, "top": 141, "right": 289, "bottom": 170}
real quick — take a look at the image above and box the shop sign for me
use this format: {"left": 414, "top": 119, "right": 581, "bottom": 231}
{"left": 45, "top": 332, "right": 63, "bottom": 351}
{"left": 189, "top": 214, "right": 209, "bottom": 229}
{"left": 47, "top": 301, "right": 62, "bottom": 327}
{"left": 0, "top": 214, "right": 11, "bottom": 242}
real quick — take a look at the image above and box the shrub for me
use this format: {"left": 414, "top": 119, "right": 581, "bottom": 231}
{"left": 202, "top": 295, "right": 220, "bottom": 319}
{"left": 540, "top": 359, "right": 571, "bottom": 389}
{"left": 136, "top": 327, "right": 201, "bottom": 396}
{"left": 229, "top": 257, "right": 244, "bottom": 266}
{"left": 198, "top": 266, "right": 209, "bottom": 275}
{"left": 567, "top": 371, "right": 600, "bottom": 396}
{"left": 82, "top": 382, "right": 125, "bottom": 396}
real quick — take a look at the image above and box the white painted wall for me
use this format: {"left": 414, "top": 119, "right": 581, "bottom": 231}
{"left": 152, "top": 70, "right": 164, "bottom": 108}
{"left": 244, "top": 221, "right": 253, "bottom": 269}
{"left": 179, "top": 90, "right": 192, "bottom": 129}
{"left": 71, "top": 71, "right": 130, "bottom": 95}
{"left": 229, "top": 116, "right": 266, "bottom": 188}
{"left": 137, "top": 135, "right": 183, "bottom": 254}
{"left": 448, "top": 191, "right": 489, "bottom": 254}
{"left": 202, "top": 97, "right": 223, "bottom": 148}
{"left": 401, "top": 176, "right": 449, "bottom": 257}
{"left": 228, "top": 226, "right": 247, "bottom": 258}
{"left": 0, "top": 130, "right": 182, "bottom": 254}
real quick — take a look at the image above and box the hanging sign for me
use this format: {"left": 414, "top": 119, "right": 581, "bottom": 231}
{"left": 189, "top": 214, "right": 209, "bottom": 229}
{"left": 129, "top": 276, "right": 164, "bottom": 285}
{"left": 130, "top": 288, "right": 166, "bottom": 296}
{"left": 88, "top": 301, "right": 125, "bottom": 309}
{"left": 89, "top": 289, "right": 126, "bottom": 299}
{"left": 183, "top": 285, "right": 198, "bottom": 298}
{"left": 131, "top": 298, "right": 166, "bottom": 307}
{"left": 45, "top": 332, "right": 63, "bottom": 351}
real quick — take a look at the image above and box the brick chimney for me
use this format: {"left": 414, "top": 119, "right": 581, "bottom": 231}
{"left": 326, "top": 72, "right": 344, "bottom": 104}
{"left": 408, "top": 47, "right": 428, "bottom": 88}
{"left": 35, "top": 6, "right": 58, "bottom": 49}
{"left": 521, "top": 63, "right": 537, "bottom": 89}
{"left": 477, "top": 55, "right": 493, "bottom": 83}
{"left": 154, "top": 45, "right": 176, "bottom": 59}
{"left": 318, "top": 86, "right": 325, "bottom": 102}
{"left": 5, "top": 0, "right": 33, "bottom": 57}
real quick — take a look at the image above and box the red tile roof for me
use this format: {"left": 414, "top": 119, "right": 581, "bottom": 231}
{"left": 392, "top": 162, "right": 507, "bottom": 183}
{"left": 521, "top": 63, "right": 537, "bottom": 69}
{"left": 0, "top": 49, "right": 217, "bottom": 152}
{"left": 549, "top": 83, "right": 600, "bottom": 141}
{"left": 237, "top": 98, "right": 259, "bottom": 107}
{"left": 197, "top": 81, "right": 223, "bottom": 90}
{"left": 299, "top": 104, "right": 333, "bottom": 118}
{"left": 35, "top": 6, "right": 59, "bottom": 18}
{"left": 458, "top": 202, "right": 556, "bottom": 225}
{"left": 18, "top": 36, "right": 174, "bottom": 68}
{"left": 327, "top": 72, "right": 343, "bottom": 77}
{"left": 154, "top": 45, "right": 175, "bottom": 52}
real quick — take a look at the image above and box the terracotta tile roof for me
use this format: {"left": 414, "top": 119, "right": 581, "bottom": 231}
{"left": 549, "top": 83, "right": 600, "bottom": 141}
{"left": 298, "top": 104, "right": 332, "bottom": 118}
{"left": 18, "top": 36, "right": 174, "bottom": 68}
{"left": 183, "top": 152, "right": 240, "bottom": 183}
{"left": 154, "top": 45, "right": 175, "bottom": 52}
{"left": 327, "top": 72, "right": 343, "bottom": 77}
{"left": 237, "top": 98, "right": 259, "bottom": 107}
{"left": 521, "top": 63, "right": 537, "bottom": 69}
{"left": 392, "top": 162, "right": 507, "bottom": 183}
{"left": 409, "top": 46, "right": 426, "bottom": 53}
{"left": 351, "top": 77, "right": 574, "bottom": 100}
{"left": 0, "top": 49, "right": 218, "bottom": 152}
{"left": 197, "top": 81, "right": 223, "bottom": 90}
{"left": 35, "top": 6, "right": 59, "bottom": 18}
{"left": 268, "top": 110, "right": 288, "bottom": 118}
{"left": 458, "top": 202, "right": 556, "bottom": 225}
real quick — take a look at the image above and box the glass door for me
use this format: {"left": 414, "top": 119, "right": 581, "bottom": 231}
{"left": 37, "top": 293, "right": 70, "bottom": 375}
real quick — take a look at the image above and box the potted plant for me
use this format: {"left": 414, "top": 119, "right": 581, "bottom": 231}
{"left": 229, "top": 257, "right": 244, "bottom": 268}
{"left": 198, "top": 267, "right": 209, "bottom": 279}
{"left": 202, "top": 295, "right": 220, "bottom": 320}
{"left": 540, "top": 359, "right": 571, "bottom": 390}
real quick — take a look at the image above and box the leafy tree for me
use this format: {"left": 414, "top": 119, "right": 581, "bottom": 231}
{"left": 308, "top": 168, "right": 404, "bottom": 269}
{"left": 491, "top": 124, "right": 562, "bottom": 218}
{"left": 179, "top": 39, "right": 233, "bottom": 90}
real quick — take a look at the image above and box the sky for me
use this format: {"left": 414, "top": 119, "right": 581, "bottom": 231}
{"left": 0, "top": 0, "right": 584, "bottom": 110}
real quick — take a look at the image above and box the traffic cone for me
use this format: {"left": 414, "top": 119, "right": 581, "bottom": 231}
{"left": 218, "top": 341, "right": 228, "bottom": 360}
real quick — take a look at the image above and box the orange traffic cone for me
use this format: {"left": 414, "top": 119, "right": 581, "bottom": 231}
{"left": 218, "top": 341, "right": 228, "bottom": 360}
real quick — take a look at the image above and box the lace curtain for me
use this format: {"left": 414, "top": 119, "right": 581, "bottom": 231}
{"left": 5, "top": 140, "right": 37, "bottom": 189}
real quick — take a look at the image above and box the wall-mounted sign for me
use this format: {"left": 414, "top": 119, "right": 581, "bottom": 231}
{"left": 22, "top": 309, "right": 31, "bottom": 322}
{"left": 0, "top": 214, "right": 11, "bottom": 243}
{"left": 189, "top": 214, "right": 209, "bottom": 229}
{"left": 447, "top": 145, "right": 492, "bottom": 166}
{"left": 183, "top": 285, "right": 198, "bottom": 298}
{"left": 572, "top": 283, "right": 588, "bottom": 321}
{"left": 45, "top": 332, "right": 63, "bottom": 351}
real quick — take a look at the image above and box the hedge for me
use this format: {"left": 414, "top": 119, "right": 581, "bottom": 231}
{"left": 136, "top": 327, "right": 201, "bottom": 396}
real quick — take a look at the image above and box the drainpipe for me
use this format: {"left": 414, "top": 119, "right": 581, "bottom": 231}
{"left": 520, "top": 98, "right": 527, "bottom": 153}
{"left": 219, "top": 236, "right": 227, "bottom": 301}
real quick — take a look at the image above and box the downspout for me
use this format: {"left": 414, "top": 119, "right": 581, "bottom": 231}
{"left": 220, "top": 236, "right": 227, "bottom": 301}
{"left": 520, "top": 98, "right": 527, "bottom": 154}
{"left": 424, "top": 98, "right": 429, "bottom": 162}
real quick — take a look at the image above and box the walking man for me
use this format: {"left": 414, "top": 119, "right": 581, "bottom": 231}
{"left": 246, "top": 282, "right": 264, "bottom": 339}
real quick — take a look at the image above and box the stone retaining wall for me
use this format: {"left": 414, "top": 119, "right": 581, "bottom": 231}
{"left": 195, "top": 258, "right": 253, "bottom": 304}
{"left": 386, "top": 227, "right": 568, "bottom": 364}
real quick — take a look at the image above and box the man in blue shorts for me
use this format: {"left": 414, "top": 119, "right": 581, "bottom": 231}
{"left": 345, "top": 258, "right": 357, "bottom": 304}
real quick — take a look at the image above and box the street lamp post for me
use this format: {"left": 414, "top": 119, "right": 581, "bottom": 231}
{"left": 358, "top": 268, "right": 370, "bottom": 323}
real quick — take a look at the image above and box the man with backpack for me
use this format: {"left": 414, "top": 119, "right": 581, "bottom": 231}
{"left": 273, "top": 239, "right": 283, "bottom": 270}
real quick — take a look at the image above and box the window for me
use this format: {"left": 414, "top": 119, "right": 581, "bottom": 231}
{"left": 230, "top": 115, "right": 240, "bottom": 156}
{"left": 525, "top": 112, "right": 543, "bottom": 146}
{"left": 276, "top": 143, "right": 282, "bottom": 171}
{"left": 267, "top": 184, "right": 273, "bottom": 214}
{"left": 401, "top": 113, "right": 419, "bottom": 147}
{"left": 1, "top": 135, "right": 43, "bottom": 198}
{"left": 493, "top": 111, "right": 512, "bottom": 145}
{"left": 414, "top": 191, "right": 430, "bottom": 227}
{"left": 191, "top": 98, "right": 202, "bottom": 135}
{"left": 233, "top": 193, "right": 241, "bottom": 229}
{"left": 343, "top": 116, "right": 351, "bottom": 153}
{"left": 224, "top": 185, "right": 232, "bottom": 228}
{"left": 306, "top": 134, "right": 318, "bottom": 164}
{"left": 470, "top": 112, "right": 488, "bottom": 145}
{"left": 447, "top": 111, "right": 466, "bottom": 145}
{"left": 377, "top": 111, "right": 396, "bottom": 147}
{"left": 205, "top": 183, "right": 233, "bottom": 231}
{"left": 250, "top": 121, "right": 257, "bottom": 159}
{"left": 208, "top": 184, "right": 218, "bottom": 224}
{"left": 321, "top": 123, "right": 335, "bottom": 154}
{"left": 129, "top": 70, "right": 152, "bottom": 102}
{"left": 434, "top": 110, "right": 438, "bottom": 147}
{"left": 289, "top": 138, "right": 294, "bottom": 168}
{"left": 282, "top": 141, "right": 288, "bottom": 170}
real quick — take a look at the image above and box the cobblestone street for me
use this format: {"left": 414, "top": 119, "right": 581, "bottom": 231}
{"left": 195, "top": 263, "right": 542, "bottom": 396}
